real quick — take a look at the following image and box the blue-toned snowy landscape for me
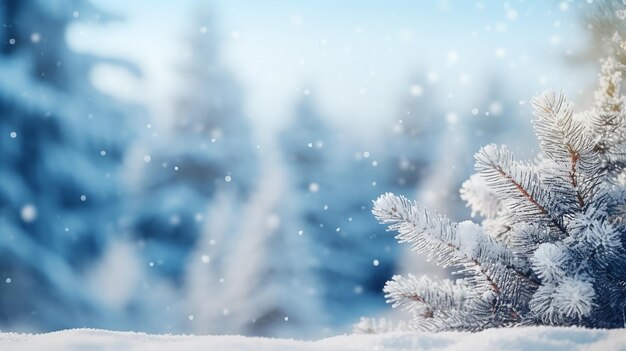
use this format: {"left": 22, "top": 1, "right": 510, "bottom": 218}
{"left": 2, "top": 0, "right": 626, "bottom": 350}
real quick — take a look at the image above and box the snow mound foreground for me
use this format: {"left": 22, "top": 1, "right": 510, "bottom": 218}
{"left": 1, "top": 326, "right": 625, "bottom": 351}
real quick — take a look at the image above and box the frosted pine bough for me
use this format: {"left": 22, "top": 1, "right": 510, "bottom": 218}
{"left": 373, "top": 57, "right": 626, "bottom": 331}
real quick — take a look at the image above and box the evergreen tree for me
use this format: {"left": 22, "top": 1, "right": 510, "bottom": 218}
{"left": 183, "top": 190, "right": 238, "bottom": 333}
{"left": 372, "top": 54, "right": 626, "bottom": 331}
{"left": 0, "top": 0, "right": 136, "bottom": 330}
{"left": 280, "top": 95, "right": 398, "bottom": 329}
{"left": 222, "top": 163, "right": 324, "bottom": 338}
{"left": 328, "top": 140, "right": 400, "bottom": 326}
{"left": 183, "top": 162, "right": 324, "bottom": 338}
{"left": 130, "top": 9, "right": 257, "bottom": 282}
{"left": 279, "top": 96, "right": 338, "bottom": 322}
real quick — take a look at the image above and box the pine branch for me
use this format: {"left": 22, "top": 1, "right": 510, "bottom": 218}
{"left": 588, "top": 57, "right": 626, "bottom": 178}
{"left": 412, "top": 312, "right": 485, "bottom": 332}
{"left": 460, "top": 174, "right": 502, "bottom": 219}
{"left": 532, "top": 90, "right": 598, "bottom": 208}
{"left": 595, "top": 56, "right": 624, "bottom": 115}
{"left": 482, "top": 217, "right": 514, "bottom": 243}
{"left": 533, "top": 91, "right": 593, "bottom": 165}
{"left": 474, "top": 144, "right": 568, "bottom": 235}
{"left": 373, "top": 193, "right": 534, "bottom": 296}
{"left": 384, "top": 275, "right": 470, "bottom": 318}
{"left": 568, "top": 144, "right": 585, "bottom": 208}
{"left": 529, "top": 277, "right": 596, "bottom": 325}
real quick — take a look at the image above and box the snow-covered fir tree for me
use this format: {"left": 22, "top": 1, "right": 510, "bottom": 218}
{"left": 278, "top": 96, "right": 339, "bottom": 322}
{"left": 372, "top": 48, "right": 626, "bottom": 331}
{"left": 129, "top": 9, "right": 257, "bottom": 283}
{"left": 0, "top": 0, "right": 139, "bottom": 330}
{"left": 221, "top": 163, "right": 324, "bottom": 338}
{"left": 182, "top": 190, "right": 238, "bottom": 333}
{"left": 183, "top": 159, "right": 324, "bottom": 338}
{"left": 323, "top": 147, "right": 400, "bottom": 327}
{"left": 280, "top": 94, "right": 399, "bottom": 329}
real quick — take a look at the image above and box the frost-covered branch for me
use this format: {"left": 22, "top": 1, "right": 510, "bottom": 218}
{"left": 460, "top": 174, "right": 502, "bottom": 220}
{"left": 373, "top": 27, "right": 626, "bottom": 330}
{"left": 383, "top": 275, "right": 470, "bottom": 318}
{"left": 373, "top": 193, "right": 528, "bottom": 284}
{"left": 474, "top": 144, "right": 567, "bottom": 235}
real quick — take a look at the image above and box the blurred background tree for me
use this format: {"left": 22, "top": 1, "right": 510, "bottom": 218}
{"left": 128, "top": 8, "right": 258, "bottom": 285}
{"left": 0, "top": 0, "right": 141, "bottom": 330}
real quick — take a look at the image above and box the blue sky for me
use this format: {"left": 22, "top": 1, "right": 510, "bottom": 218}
{"left": 68, "top": 0, "right": 596, "bottom": 141}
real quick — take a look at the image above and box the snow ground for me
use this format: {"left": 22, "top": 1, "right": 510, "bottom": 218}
{"left": 0, "top": 327, "right": 625, "bottom": 351}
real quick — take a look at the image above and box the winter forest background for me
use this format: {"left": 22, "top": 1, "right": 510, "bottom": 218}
{"left": 0, "top": 0, "right": 614, "bottom": 340}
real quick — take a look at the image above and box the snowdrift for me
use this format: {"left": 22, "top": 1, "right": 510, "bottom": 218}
{"left": 1, "top": 326, "right": 625, "bottom": 351}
